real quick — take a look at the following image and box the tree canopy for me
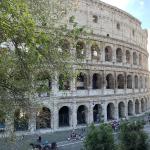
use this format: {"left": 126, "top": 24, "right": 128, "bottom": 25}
{"left": 0, "top": 0, "right": 85, "bottom": 112}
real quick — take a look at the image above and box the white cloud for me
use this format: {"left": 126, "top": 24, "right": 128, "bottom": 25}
{"left": 100, "top": 0, "right": 132, "bottom": 10}
{"left": 139, "top": 0, "right": 144, "bottom": 6}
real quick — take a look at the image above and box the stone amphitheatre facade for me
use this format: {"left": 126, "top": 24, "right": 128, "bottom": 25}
{"left": 2, "top": 0, "right": 150, "bottom": 134}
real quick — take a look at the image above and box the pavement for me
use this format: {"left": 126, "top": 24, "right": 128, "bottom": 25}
{"left": 1, "top": 124, "right": 150, "bottom": 150}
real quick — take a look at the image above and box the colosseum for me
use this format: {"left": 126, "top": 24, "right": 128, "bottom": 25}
{"left": 1, "top": 0, "right": 150, "bottom": 135}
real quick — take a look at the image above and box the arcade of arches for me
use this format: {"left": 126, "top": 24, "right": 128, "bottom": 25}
{"left": 3, "top": 97, "right": 148, "bottom": 132}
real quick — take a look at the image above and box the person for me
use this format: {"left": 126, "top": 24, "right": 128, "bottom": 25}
{"left": 51, "top": 142, "right": 58, "bottom": 150}
{"left": 37, "top": 136, "right": 42, "bottom": 143}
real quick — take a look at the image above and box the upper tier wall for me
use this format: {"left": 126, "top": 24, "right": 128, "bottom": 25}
{"left": 69, "top": 0, "right": 148, "bottom": 50}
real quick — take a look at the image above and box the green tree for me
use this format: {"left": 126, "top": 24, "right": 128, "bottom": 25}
{"left": 0, "top": 0, "right": 85, "bottom": 112}
{"left": 84, "top": 124, "right": 116, "bottom": 150}
{"left": 119, "top": 121, "right": 149, "bottom": 150}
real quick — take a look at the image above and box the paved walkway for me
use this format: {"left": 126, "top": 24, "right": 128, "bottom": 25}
{"left": 1, "top": 124, "right": 150, "bottom": 150}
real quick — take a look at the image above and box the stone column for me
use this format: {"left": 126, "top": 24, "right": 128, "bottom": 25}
{"left": 5, "top": 113, "right": 14, "bottom": 136}
{"left": 130, "top": 50, "right": 133, "bottom": 66}
{"left": 132, "top": 73, "right": 135, "bottom": 93}
{"left": 124, "top": 101, "right": 128, "bottom": 119}
{"left": 114, "top": 72, "right": 117, "bottom": 94}
{"left": 70, "top": 68, "right": 76, "bottom": 93}
{"left": 72, "top": 102, "right": 77, "bottom": 129}
{"left": 103, "top": 102, "right": 107, "bottom": 122}
{"left": 133, "top": 99, "right": 136, "bottom": 116}
{"left": 87, "top": 71, "right": 93, "bottom": 90}
{"left": 112, "top": 45, "right": 116, "bottom": 63}
{"left": 88, "top": 102, "right": 93, "bottom": 124}
{"left": 115, "top": 102, "right": 119, "bottom": 120}
{"left": 51, "top": 72, "right": 59, "bottom": 96}
{"left": 29, "top": 110, "right": 36, "bottom": 132}
{"left": 122, "top": 47, "right": 126, "bottom": 64}
{"left": 124, "top": 72, "right": 127, "bottom": 94}
{"left": 139, "top": 101, "right": 142, "bottom": 114}
{"left": 102, "top": 70, "right": 106, "bottom": 95}
{"left": 53, "top": 103, "right": 58, "bottom": 131}
{"left": 100, "top": 42, "right": 105, "bottom": 63}
{"left": 86, "top": 44, "right": 91, "bottom": 61}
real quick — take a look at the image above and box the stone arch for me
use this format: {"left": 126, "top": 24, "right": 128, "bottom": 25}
{"left": 117, "top": 74, "right": 124, "bottom": 89}
{"left": 126, "top": 50, "right": 130, "bottom": 63}
{"left": 141, "top": 98, "right": 145, "bottom": 112}
{"left": 59, "top": 106, "right": 70, "bottom": 127}
{"left": 36, "top": 107, "right": 51, "bottom": 129}
{"left": 59, "top": 74, "right": 70, "bottom": 90}
{"left": 14, "top": 109, "right": 29, "bottom": 131}
{"left": 92, "top": 73, "right": 102, "bottom": 89}
{"left": 118, "top": 102, "right": 125, "bottom": 118}
{"left": 106, "top": 73, "right": 114, "bottom": 89}
{"left": 77, "top": 72, "right": 87, "bottom": 90}
{"left": 93, "top": 104, "right": 102, "bottom": 123}
{"left": 128, "top": 100, "right": 133, "bottom": 116}
{"left": 133, "top": 52, "right": 137, "bottom": 65}
{"left": 105, "top": 46, "right": 112, "bottom": 62}
{"left": 116, "top": 48, "right": 122, "bottom": 62}
{"left": 91, "top": 44, "right": 99, "bottom": 60}
{"left": 134, "top": 75, "right": 138, "bottom": 89}
{"left": 135, "top": 99, "right": 140, "bottom": 114}
{"left": 127, "top": 75, "right": 132, "bottom": 89}
{"left": 77, "top": 105, "right": 88, "bottom": 125}
{"left": 76, "top": 41, "right": 86, "bottom": 58}
{"left": 107, "top": 103, "right": 115, "bottom": 120}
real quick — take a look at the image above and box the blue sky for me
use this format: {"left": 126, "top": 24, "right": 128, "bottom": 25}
{"left": 101, "top": 0, "right": 150, "bottom": 69}
{"left": 101, "top": 0, "right": 150, "bottom": 28}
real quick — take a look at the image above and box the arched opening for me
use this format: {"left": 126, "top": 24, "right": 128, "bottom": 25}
{"left": 117, "top": 74, "right": 124, "bottom": 89}
{"left": 141, "top": 99, "right": 145, "bottom": 112}
{"left": 76, "top": 41, "right": 86, "bottom": 59}
{"left": 59, "top": 106, "right": 70, "bottom": 127}
{"left": 128, "top": 100, "right": 133, "bottom": 116}
{"left": 139, "top": 54, "right": 142, "bottom": 65}
{"left": 93, "top": 104, "right": 102, "bottom": 123}
{"left": 116, "top": 48, "right": 122, "bottom": 62}
{"left": 107, "top": 103, "right": 115, "bottom": 120}
{"left": 127, "top": 75, "right": 132, "bottom": 89}
{"left": 77, "top": 72, "right": 87, "bottom": 90}
{"left": 59, "top": 74, "right": 70, "bottom": 90}
{"left": 134, "top": 75, "right": 138, "bottom": 89}
{"left": 105, "top": 46, "right": 112, "bottom": 62}
{"left": 92, "top": 73, "right": 102, "bottom": 89}
{"left": 118, "top": 102, "right": 125, "bottom": 118}
{"left": 36, "top": 107, "right": 51, "bottom": 129}
{"left": 91, "top": 44, "right": 99, "bottom": 60}
{"left": 106, "top": 74, "right": 114, "bottom": 89}
{"left": 36, "top": 71, "right": 51, "bottom": 97}
{"left": 140, "top": 76, "right": 143, "bottom": 89}
{"left": 14, "top": 109, "right": 28, "bottom": 131}
{"left": 126, "top": 50, "right": 130, "bottom": 63}
{"left": 133, "top": 52, "right": 137, "bottom": 65}
{"left": 77, "top": 105, "right": 87, "bottom": 125}
{"left": 61, "top": 39, "right": 70, "bottom": 52}
{"left": 135, "top": 100, "right": 140, "bottom": 114}
{"left": 0, "top": 110, "right": 5, "bottom": 130}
